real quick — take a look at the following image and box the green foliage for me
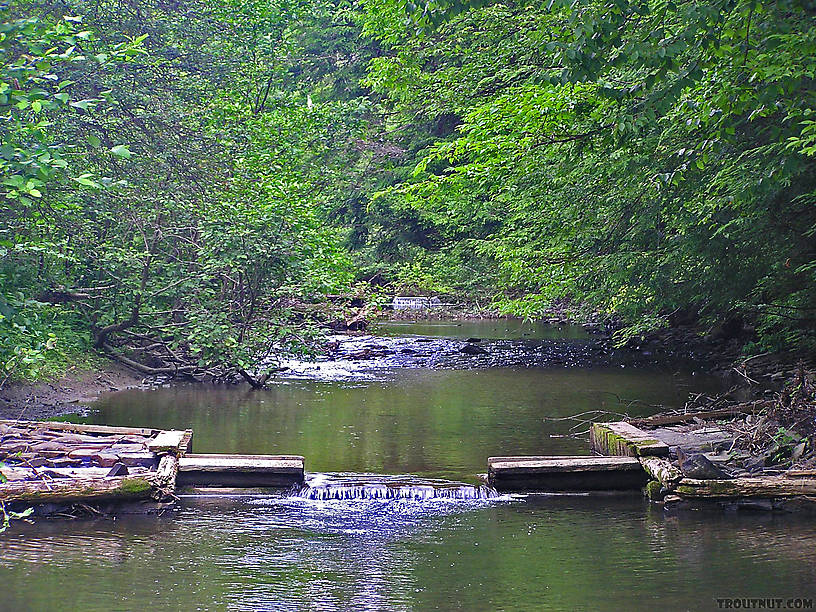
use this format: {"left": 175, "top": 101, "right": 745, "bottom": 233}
{"left": 2, "top": 0, "right": 815, "bottom": 383}
{"left": 354, "top": 0, "right": 816, "bottom": 350}
{"left": 1, "top": 0, "right": 358, "bottom": 383}
{"left": 0, "top": 502, "right": 33, "bottom": 533}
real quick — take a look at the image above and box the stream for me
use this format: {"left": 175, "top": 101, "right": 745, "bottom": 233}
{"left": 2, "top": 320, "right": 815, "bottom": 610}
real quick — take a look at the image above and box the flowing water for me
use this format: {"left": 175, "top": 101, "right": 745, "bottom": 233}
{"left": 2, "top": 321, "right": 816, "bottom": 610}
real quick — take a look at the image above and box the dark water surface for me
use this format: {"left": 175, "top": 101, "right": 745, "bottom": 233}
{"left": 2, "top": 321, "right": 815, "bottom": 610}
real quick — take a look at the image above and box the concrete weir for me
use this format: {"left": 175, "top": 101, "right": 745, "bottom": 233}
{"left": 488, "top": 455, "right": 648, "bottom": 492}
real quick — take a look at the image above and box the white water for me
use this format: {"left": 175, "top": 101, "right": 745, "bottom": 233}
{"left": 292, "top": 473, "right": 500, "bottom": 501}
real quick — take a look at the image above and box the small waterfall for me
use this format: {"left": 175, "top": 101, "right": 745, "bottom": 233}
{"left": 291, "top": 473, "right": 500, "bottom": 501}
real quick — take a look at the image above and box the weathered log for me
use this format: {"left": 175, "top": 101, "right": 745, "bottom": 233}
{"left": 628, "top": 404, "right": 764, "bottom": 427}
{"left": 0, "top": 476, "right": 155, "bottom": 504}
{"left": 785, "top": 470, "right": 816, "bottom": 478}
{"left": 590, "top": 421, "right": 670, "bottom": 457}
{"left": 675, "top": 476, "right": 816, "bottom": 498}
{"left": 151, "top": 455, "right": 178, "bottom": 499}
{"left": 1, "top": 420, "right": 157, "bottom": 437}
{"left": 639, "top": 457, "right": 683, "bottom": 488}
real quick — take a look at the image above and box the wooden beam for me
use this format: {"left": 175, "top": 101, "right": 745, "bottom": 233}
{"left": 1, "top": 420, "right": 157, "bottom": 437}
{"left": 147, "top": 430, "right": 189, "bottom": 455}
{"left": 488, "top": 455, "right": 647, "bottom": 492}
{"left": 177, "top": 454, "right": 304, "bottom": 487}
{"left": 590, "top": 421, "right": 670, "bottom": 457}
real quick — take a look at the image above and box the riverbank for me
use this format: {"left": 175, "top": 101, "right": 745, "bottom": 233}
{"left": 0, "top": 362, "right": 147, "bottom": 421}
{"left": 2, "top": 313, "right": 811, "bottom": 439}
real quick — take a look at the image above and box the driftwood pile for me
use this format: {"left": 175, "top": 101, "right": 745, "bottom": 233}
{"left": 1, "top": 422, "right": 156, "bottom": 478}
{"left": 0, "top": 421, "right": 190, "bottom": 508}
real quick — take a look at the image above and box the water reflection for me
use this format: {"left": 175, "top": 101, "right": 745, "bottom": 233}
{"left": 85, "top": 366, "right": 720, "bottom": 481}
{"left": 3, "top": 496, "right": 816, "bottom": 611}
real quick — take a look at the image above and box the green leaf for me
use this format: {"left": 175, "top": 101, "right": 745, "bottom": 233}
{"left": 110, "top": 144, "right": 132, "bottom": 159}
{"left": 69, "top": 99, "right": 93, "bottom": 111}
{"left": 3, "top": 175, "right": 25, "bottom": 188}
{"left": 72, "top": 174, "right": 101, "bottom": 188}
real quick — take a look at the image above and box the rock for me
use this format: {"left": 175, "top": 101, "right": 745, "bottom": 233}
{"left": 791, "top": 442, "right": 806, "bottom": 463}
{"left": 0, "top": 466, "right": 33, "bottom": 481}
{"left": 676, "top": 448, "right": 731, "bottom": 479}
{"left": 107, "top": 462, "right": 129, "bottom": 477}
{"left": 460, "top": 344, "right": 487, "bottom": 355}
{"left": 735, "top": 499, "right": 774, "bottom": 512}
{"left": 40, "top": 469, "right": 71, "bottom": 479}
{"left": 2, "top": 442, "right": 31, "bottom": 454}
{"left": 68, "top": 448, "right": 101, "bottom": 460}
{"left": 108, "top": 444, "right": 147, "bottom": 453}
{"left": 118, "top": 435, "right": 150, "bottom": 444}
{"left": 48, "top": 457, "right": 83, "bottom": 467}
{"left": 16, "top": 454, "right": 48, "bottom": 468}
{"left": 30, "top": 441, "right": 65, "bottom": 452}
{"left": 53, "top": 434, "right": 88, "bottom": 445}
{"left": 465, "top": 337, "right": 482, "bottom": 343}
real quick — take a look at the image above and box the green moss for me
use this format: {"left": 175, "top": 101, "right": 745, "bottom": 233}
{"left": 591, "top": 423, "right": 662, "bottom": 457}
{"left": 645, "top": 480, "right": 663, "bottom": 500}
{"left": 118, "top": 478, "right": 152, "bottom": 495}
{"left": 676, "top": 480, "right": 739, "bottom": 498}
{"left": 700, "top": 480, "right": 735, "bottom": 496}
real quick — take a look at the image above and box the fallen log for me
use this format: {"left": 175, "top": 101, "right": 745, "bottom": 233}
{"left": 628, "top": 404, "right": 765, "bottom": 428}
{"left": 0, "top": 476, "right": 155, "bottom": 504}
{"left": 639, "top": 457, "right": 683, "bottom": 488}
{"left": 2, "top": 420, "right": 157, "bottom": 437}
{"left": 675, "top": 476, "right": 816, "bottom": 498}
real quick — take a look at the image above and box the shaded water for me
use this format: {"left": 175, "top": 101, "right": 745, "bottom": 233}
{"left": 2, "top": 321, "right": 815, "bottom": 610}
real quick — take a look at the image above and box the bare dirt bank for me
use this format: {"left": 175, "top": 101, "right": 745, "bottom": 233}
{"left": 0, "top": 361, "right": 146, "bottom": 421}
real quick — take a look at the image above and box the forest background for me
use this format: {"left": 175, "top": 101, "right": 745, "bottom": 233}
{"left": 1, "top": 0, "right": 814, "bottom": 384}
